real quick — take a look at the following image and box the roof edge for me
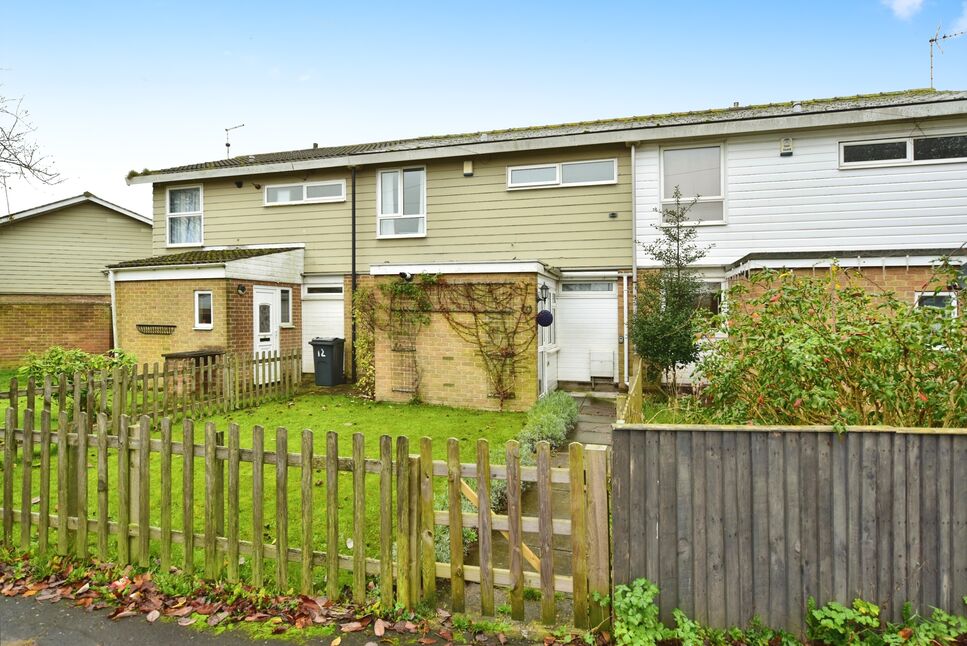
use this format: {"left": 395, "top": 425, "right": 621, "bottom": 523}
{"left": 0, "top": 193, "right": 152, "bottom": 227}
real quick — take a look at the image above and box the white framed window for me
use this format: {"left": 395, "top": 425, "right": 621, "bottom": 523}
{"left": 660, "top": 145, "right": 725, "bottom": 224}
{"left": 839, "top": 134, "right": 967, "bottom": 168}
{"left": 280, "top": 288, "right": 292, "bottom": 326}
{"left": 264, "top": 180, "right": 346, "bottom": 205}
{"left": 915, "top": 291, "right": 958, "bottom": 316}
{"left": 507, "top": 158, "right": 617, "bottom": 189}
{"left": 305, "top": 285, "right": 344, "bottom": 296}
{"left": 377, "top": 167, "right": 426, "bottom": 238}
{"left": 166, "top": 185, "right": 203, "bottom": 247}
{"left": 194, "top": 291, "right": 213, "bottom": 330}
{"left": 561, "top": 282, "right": 614, "bottom": 292}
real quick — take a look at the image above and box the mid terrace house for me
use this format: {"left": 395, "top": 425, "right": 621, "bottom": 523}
{"left": 112, "top": 89, "right": 967, "bottom": 410}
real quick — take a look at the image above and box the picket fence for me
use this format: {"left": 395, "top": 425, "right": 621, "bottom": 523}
{"left": 5, "top": 350, "right": 302, "bottom": 430}
{"left": 0, "top": 409, "right": 611, "bottom": 628}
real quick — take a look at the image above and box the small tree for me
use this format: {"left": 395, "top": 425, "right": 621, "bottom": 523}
{"left": 630, "top": 186, "right": 710, "bottom": 392}
{"left": 1, "top": 90, "right": 61, "bottom": 213}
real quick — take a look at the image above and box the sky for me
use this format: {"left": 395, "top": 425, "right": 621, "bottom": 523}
{"left": 2, "top": 0, "right": 966, "bottom": 217}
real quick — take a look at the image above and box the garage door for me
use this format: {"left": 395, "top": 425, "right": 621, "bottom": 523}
{"left": 556, "top": 281, "right": 618, "bottom": 383}
{"left": 302, "top": 284, "right": 345, "bottom": 373}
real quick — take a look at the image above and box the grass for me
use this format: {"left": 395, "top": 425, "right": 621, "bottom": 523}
{"left": 0, "top": 367, "right": 17, "bottom": 392}
{"left": 6, "top": 390, "right": 526, "bottom": 591}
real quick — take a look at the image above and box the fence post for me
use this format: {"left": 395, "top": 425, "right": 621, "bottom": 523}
{"left": 251, "top": 425, "right": 265, "bottom": 587}
{"left": 227, "top": 423, "right": 240, "bottom": 582}
{"left": 477, "top": 439, "right": 494, "bottom": 616}
{"left": 408, "top": 455, "right": 420, "bottom": 604}
{"left": 38, "top": 410, "right": 52, "bottom": 556}
{"left": 75, "top": 411, "right": 89, "bottom": 558}
{"left": 352, "top": 432, "right": 366, "bottom": 604}
{"left": 537, "top": 441, "right": 556, "bottom": 625}
{"left": 447, "top": 438, "right": 465, "bottom": 612}
{"left": 301, "top": 429, "right": 314, "bottom": 596}
{"left": 3, "top": 408, "right": 15, "bottom": 546}
{"left": 326, "top": 431, "right": 339, "bottom": 601}
{"left": 215, "top": 429, "right": 225, "bottom": 566}
{"left": 204, "top": 422, "right": 218, "bottom": 579}
{"left": 19, "top": 409, "right": 34, "bottom": 550}
{"left": 8, "top": 377, "right": 17, "bottom": 430}
{"left": 275, "top": 427, "right": 289, "bottom": 591}
{"left": 68, "top": 372, "right": 81, "bottom": 551}
{"left": 396, "top": 435, "right": 411, "bottom": 609}
{"left": 379, "top": 435, "right": 394, "bottom": 609}
{"left": 506, "top": 440, "right": 524, "bottom": 621}
{"left": 569, "top": 442, "right": 589, "bottom": 629}
{"left": 420, "top": 437, "right": 436, "bottom": 604}
{"left": 586, "top": 445, "right": 612, "bottom": 631}
{"left": 117, "top": 415, "right": 130, "bottom": 565}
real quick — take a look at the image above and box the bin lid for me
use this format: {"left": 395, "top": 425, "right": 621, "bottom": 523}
{"left": 309, "top": 337, "right": 344, "bottom": 344}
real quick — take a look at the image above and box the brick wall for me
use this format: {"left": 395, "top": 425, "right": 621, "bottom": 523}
{"left": 0, "top": 294, "right": 112, "bottom": 367}
{"left": 226, "top": 280, "right": 302, "bottom": 359}
{"left": 116, "top": 278, "right": 303, "bottom": 369}
{"left": 372, "top": 273, "right": 539, "bottom": 412}
{"left": 730, "top": 265, "right": 949, "bottom": 303}
{"left": 115, "top": 279, "right": 230, "bottom": 368}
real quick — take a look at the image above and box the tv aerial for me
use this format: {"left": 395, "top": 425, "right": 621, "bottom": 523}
{"left": 225, "top": 123, "right": 245, "bottom": 158}
{"left": 930, "top": 27, "right": 965, "bottom": 88}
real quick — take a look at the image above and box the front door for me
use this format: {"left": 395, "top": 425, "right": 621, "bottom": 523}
{"left": 253, "top": 286, "right": 280, "bottom": 383}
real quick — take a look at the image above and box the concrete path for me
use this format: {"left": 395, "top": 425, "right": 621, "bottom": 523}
{"left": 0, "top": 595, "right": 530, "bottom": 646}
{"left": 568, "top": 393, "right": 616, "bottom": 446}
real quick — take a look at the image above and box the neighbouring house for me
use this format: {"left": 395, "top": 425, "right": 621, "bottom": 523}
{"left": 115, "top": 88, "right": 967, "bottom": 409}
{"left": 0, "top": 193, "right": 152, "bottom": 367}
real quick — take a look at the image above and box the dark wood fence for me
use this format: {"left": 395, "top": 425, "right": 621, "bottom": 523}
{"left": 612, "top": 424, "right": 967, "bottom": 631}
{"left": 0, "top": 409, "right": 611, "bottom": 628}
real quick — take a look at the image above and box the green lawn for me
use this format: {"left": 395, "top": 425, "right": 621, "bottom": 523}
{"left": 0, "top": 367, "right": 17, "bottom": 393}
{"left": 7, "top": 391, "right": 526, "bottom": 591}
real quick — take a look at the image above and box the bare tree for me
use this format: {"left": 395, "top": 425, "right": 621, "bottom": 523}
{"left": 1, "top": 91, "right": 60, "bottom": 187}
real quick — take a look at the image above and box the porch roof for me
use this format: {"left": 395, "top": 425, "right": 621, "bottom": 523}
{"left": 108, "top": 247, "right": 299, "bottom": 269}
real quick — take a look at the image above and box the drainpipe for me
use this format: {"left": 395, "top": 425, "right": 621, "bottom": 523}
{"left": 350, "top": 166, "right": 357, "bottom": 382}
{"left": 630, "top": 143, "right": 638, "bottom": 310}
{"left": 108, "top": 269, "right": 118, "bottom": 348}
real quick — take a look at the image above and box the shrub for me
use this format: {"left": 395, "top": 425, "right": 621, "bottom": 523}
{"left": 432, "top": 491, "right": 477, "bottom": 562}
{"left": 806, "top": 598, "right": 882, "bottom": 645}
{"left": 351, "top": 287, "right": 376, "bottom": 399}
{"left": 19, "top": 346, "right": 136, "bottom": 383}
{"left": 696, "top": 264, "right": 967, "bottom": 428}
{"left": 490, "top": 391, "right": 579, "bottom": 512}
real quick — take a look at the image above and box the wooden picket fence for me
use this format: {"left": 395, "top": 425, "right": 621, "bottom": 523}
{"left": 4, "top": 350, "right": 302, "bottom": 430}
{"left": 0, "top": 409, "right": 611, "bottom": 628}
{"left": 617, "top": 357, "right": 644, "bottom": 424}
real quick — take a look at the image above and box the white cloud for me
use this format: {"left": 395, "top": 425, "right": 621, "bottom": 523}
{"left": 883, "top": 0, "right": 925, "bottom": 19}
{"left": 953, "top": 1, "right": 967, "bottom": 31}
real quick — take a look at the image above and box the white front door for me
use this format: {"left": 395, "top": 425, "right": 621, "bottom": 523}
{"left": 253, "top": 286, "right": 280, "bottom": 383}
{"left": 556, "top": 280, "right": 618, "bottom": 383}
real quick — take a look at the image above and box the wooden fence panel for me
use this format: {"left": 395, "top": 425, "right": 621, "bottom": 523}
{"left": 612, "top": 424, "right": 967, "bottom": 631}
{"left": 0, "top": 409, "right": 604, "bottom": 628}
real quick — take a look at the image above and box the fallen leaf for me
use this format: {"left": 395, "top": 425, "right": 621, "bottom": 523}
{"left": 341, "top": 621, "right": 364, "bottom": 632}
{"left": 330, "top": 638, "right": 342, "bottom": 646}
{"left": 207, "top": 611, "right": 230, "bottom": 626}
{"left": 419, "top": 638, "right": 438, "bottom": 645}
{"left": 374, "top": 618, "right": 386, "bottom": 636}
{"left": 497, "top": 633, "right": 507, "bottom": 645}
{"left": 178, "top": 616, "right": 197, "bottom": 627}
{"left": 146, "top": 609, "right": 160, "bottom": 623}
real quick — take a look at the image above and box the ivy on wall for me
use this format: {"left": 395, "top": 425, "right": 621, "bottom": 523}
{"left": 352, "top": 275, "right": 537, "bottom": 408}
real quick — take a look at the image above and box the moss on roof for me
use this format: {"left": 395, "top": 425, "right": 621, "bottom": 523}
{"left": 109, "top": 247, "right": 298, "bottom": 269}
{"left": 131, "top": 89, "right": 966, "bottom": 179}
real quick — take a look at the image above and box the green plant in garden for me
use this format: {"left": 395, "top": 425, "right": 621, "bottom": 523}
{"left": 696, "top": 263, "right": 966, "bottom": 427}
{"left": 432, "top": 490, "right": 478, "bottom": 562}
{"left": 630, "top": 186, "right": 711, "bottom": 392}
{"left": 611, "top": 578, "right": 670, "bottom": 645}
{"left": 351, "top": 286, "right": 377, "bottom": 398}
{"left": 16, "top": 346, "right": 137, "bottom": 416}
{"left": 806, "top": 597, "right": 883, "bottom": 645}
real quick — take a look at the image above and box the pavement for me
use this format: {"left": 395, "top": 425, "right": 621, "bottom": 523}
{"left": 568, "top": 393, "right": 616, "bottom": 446}
{"left": 0, "top": 595, "right": 537, "bottom": 645}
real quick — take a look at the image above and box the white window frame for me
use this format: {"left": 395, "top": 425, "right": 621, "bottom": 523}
{"left": 166, "top": 185, "right": 204, "bottom": 248}
{"left": 263, "top": 180, "right": 346, "bottom": 206}
{"left": 914, "top": 291, "right": 959, "bottom": 317}
{"left": 506, "top": 158, "right": 617, "bottom": 190}
{"left": 659, "top": 144, "right": 727, "bottom": 226}
{"left": 838, "top": 134, "right": 967, "bottom": 169}
{"left": 194, "top": 290, "right": 214, "bottom": 330}
{"left": 376, "top": 166, "right": 426, "bottom": 239}
{"left": 560, "top": 281, "right": 615, "bottom": 295}
{"left": 280, "top": 287, "right": 293, "bottom": 327}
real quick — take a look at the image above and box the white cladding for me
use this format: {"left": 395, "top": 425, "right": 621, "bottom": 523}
{"left": 635, "top": 116, "right": 967, "bottom": 268}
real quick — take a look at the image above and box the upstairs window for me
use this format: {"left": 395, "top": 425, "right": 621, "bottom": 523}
{"left": 507, "top": 159, "right": 617, "bottom": 189}
{"left": 840, "top": 134, "right": 967, "bottom": 168}
{"left": 264, "top": 180, "right": 345, "bottom": 205}
{"left": 660, "top": 145, "right": 724, "bottom": 223}
{"left": 378, "top": 167, "right": 425, "bottom": 238}
{"left": 194, "top": 291, "right": 213, "bottom": 329}
{"left": 167, "top": 186, "right": 203, "bottom": 246}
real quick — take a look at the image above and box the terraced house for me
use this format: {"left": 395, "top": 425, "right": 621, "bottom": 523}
{"left": 112, "top": 89, "right": 967, "bottom": 409}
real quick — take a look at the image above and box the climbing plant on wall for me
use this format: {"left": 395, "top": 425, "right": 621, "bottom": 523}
{"left": 435, "top": 280, "right": 536, "bottom": 407}
{"left": 356, "top": 275, "right": 537, "bottom": 408}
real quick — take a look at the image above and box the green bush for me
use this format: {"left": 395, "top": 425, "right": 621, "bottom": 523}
{"left": 490, "top": 390, "right": 579, "bottom": 512}
{"left": 19, "top": 346, "right": 137, "bottom": 383}
{"left": 432, "top": 491, "right": 477, "bottom": 562}
{"left": 696, "top": 264, "right": 967, "bottom": 428}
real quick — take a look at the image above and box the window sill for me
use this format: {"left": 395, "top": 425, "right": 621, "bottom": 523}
{"left": 168, "top": 243, "right": 204, "bottom": 248}
{"left": 281, "top": 324, "right": 295, "bottom": 329}
{"left": 376, "top": 233, "right": 427, "bottom": 240}
{"left": 658, "top": 220, "right": 727, "bottom": 228}
{"left": 507, "top": 180, "right": 618, "bottom": 191}
{"left": 193, "top": 326, "right": 213, "bottom": 331}
{"left": 264, "top": 199, "right": 346, "bottom": 207}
